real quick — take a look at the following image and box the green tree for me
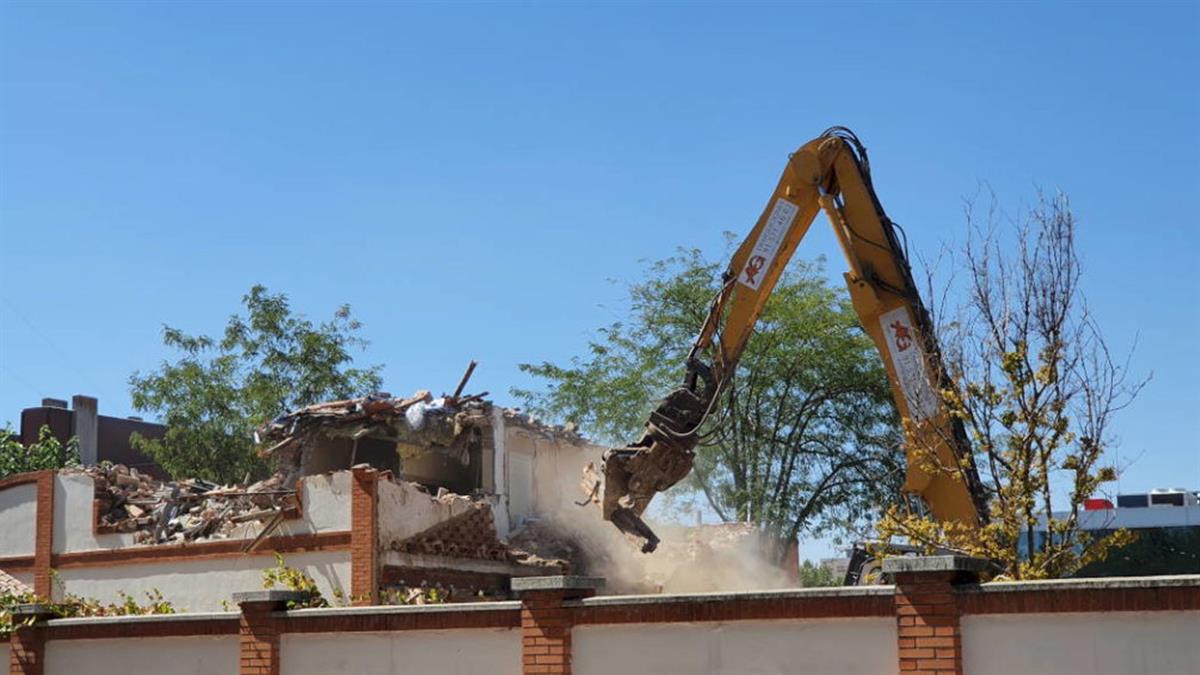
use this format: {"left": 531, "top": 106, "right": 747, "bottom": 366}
{"left": 514, "top": 247, "right": 903, "bottom": 561}
{"left": 798, "top": 559, "right": 841, "bottom": 587}
{"left": 129, "top": 285, "right": 382, "bottom": 483}
{"left": 0, "top": 425, "right": 80, "bottom": 479}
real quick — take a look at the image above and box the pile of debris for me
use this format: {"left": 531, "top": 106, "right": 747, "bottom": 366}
{"left": 84, "top": 465, "right": 297, "bottom": 546}
{"left": 257, "top": 390, "right": 491, "bottom": 468}
{"left": 257, "top": 389, "right": 589, "bottom": 476}
{"left": 506, "top": 520, "right": 581, "bottom": 574}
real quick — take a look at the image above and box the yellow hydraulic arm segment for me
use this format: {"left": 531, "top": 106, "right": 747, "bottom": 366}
{"left": 599, "top": 127, "right": 988, "bottom": 552}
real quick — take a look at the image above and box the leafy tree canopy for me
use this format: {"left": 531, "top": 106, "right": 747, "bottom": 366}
{"left": 515, "top": 246, "right": 904, "bottom": 557}
{"left": 129, "top": 285, "right": 382, "bottom": 483}
{"left": 0, "top": 425, "right": 79, "bottom": 479}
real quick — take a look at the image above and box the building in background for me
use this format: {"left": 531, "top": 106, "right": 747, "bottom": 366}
{"left": 16, "top": 395, "right": 167, "bottom": 477}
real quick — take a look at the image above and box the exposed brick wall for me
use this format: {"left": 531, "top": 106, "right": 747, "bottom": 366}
{"left": 350, "top": 467, "right": 379, "bottom": 605}
{"left": 9, "top": 625, "right": 45, "bottom": 675}
{"left": 239, "top": 602, "right": 281, "bottom": 675}
{"left": 5, "top": 572, "right": 1198, "bottom": 675}
{"left": 50, "top": 531, "right": 349, "bottom": 569}
{"left": 0, "top": 473, "right": 41, "bottom": 491}
{"left": 44, "top": 617, "right": 239, "bottom": 641}
{"left": 522, "top": 591, "right": 573, "bottom": 675}
{"left": 894, "top": 571, "right": 963, "bottom": 675}
{"left": 33, "top": 472, "right": 54, "bottom": 599}
{"left": 958, "top": 583, "right": 1200, "bottom": 615}
{"left": 571, "top": 591, "right": 892, "bottom": 625}
{"left": 279, "top": 607, "right": 520, "bottom": 634}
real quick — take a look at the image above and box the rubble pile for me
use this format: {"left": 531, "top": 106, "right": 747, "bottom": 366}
{"left": 506, "top": 520, "right": 581, "bottom": 574}
{"left": 84, "top": 465, "right": 297, "bottom": 545}
{"left": 257, "top": 391, "right": 492, "bottom": 467}
{"left": 258, "top": 391, "right": 587, "bottom": 472}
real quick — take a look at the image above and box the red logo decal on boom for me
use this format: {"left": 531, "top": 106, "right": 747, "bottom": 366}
{"left": 743, "top": 255, "right": 766, "bottom": 285}
{"left": 890, "top": 320, "right": 913, "bottom": 351}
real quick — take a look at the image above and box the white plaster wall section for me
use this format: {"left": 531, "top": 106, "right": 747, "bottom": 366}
{"left": 0, "top": 482, "right": 37, "bottom": 557}
{"left": 573, "top": 618, "right": 898, "bottom": 675}
{"left": 491, "top": 406, "right": 510, "bottom": 539}
{"left": 281, "top": 628, "right": 521, "bottom": 675}
{"left": 376, "top": 477, "right": 476, "bottom": 547}
{"left": 45, "top": 636, "right": 237, "bottom": 675}
{"left": 270, "top": 470, "right": 352, "bottom": 538}
{"left": 53, "top": 473, "right": 135, "bottom": 553}
{"left": 54, "top": 551, "right": 350, "bottom": 611}
{"left": 0, "top": 645, "right": 7, "bottom": 671}
{"left": 963, "top": 611, "right": 1200, "bottom": 675}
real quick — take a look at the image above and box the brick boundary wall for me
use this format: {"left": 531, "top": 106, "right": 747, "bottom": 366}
{"left": 7, "top": 569, "right": 1199, "bottom": 675}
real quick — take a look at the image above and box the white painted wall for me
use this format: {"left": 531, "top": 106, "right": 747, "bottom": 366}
{"left": 0, "top": 482, "right": 37, "bottom": 557}
{"left": 377, "top": 477, "right": 478, "bottom": 547}
{"left": 963, "top": 611, "right": 1200, "bottom": 675}
{"left": 274, "top": 471, "right": 352, "bottom": 537}
{"left": 54, "top": 550, "right": 350, "bottom": 611}
{"left": 53, "top": 470, "right": 353, "bottom": 554}
{"left": 45, "top": 636, "right": 237, "bottom": 675}
{"left": 53, "top": 473, "right": 134, "bottom": 553}
{"left": 574, "top": 618, "right": 897, "bottom": 675}
{"left": 1, "top": 644, "right": 8, "bottom": 669}
{"left": 490, "top": 407, "right": 510, "bottom": 539}
{"left": 281, "top": 628, "right": 520, "bottom": 675}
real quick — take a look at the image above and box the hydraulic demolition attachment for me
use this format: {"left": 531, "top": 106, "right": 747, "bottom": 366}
{"left": 584, "top": 127, "right": 988, "bottom": 554}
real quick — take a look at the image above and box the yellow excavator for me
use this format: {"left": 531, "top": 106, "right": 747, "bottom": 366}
{"left": 591, "top": 128, "right": 989, "bottom": 575}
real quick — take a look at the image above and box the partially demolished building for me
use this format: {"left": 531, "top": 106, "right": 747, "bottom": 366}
{"left": 0, "top": 391, "right": 602, "bottom": 611}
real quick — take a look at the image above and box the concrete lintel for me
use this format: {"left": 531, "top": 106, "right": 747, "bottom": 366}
{"left": 232, "top": 589, "right": 311, "bottom": 606}
{"left": 11, "top": 603, "right": 56, "bottom": 619}
{"left": 511, "top": 576, "right": 605, "bottom": 593}
{"left": 883, "top": 555, "right": 993, "bottom": 576}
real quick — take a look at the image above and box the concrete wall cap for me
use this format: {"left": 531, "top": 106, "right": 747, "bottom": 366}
{"left": 511, "top": 576, "right": 606, "bottom": 593}
{"left": 11, "top": 603, "right": 55, "bottom": 618}
{"left": 882, "top": 555, "right": 993, "bottom": 575}
{"left": 232, "top": 589, "right": 311, "bottom": 605}
{"left": 44, "top": 612, "right": 239, "bottom": 627}
{"left": 279, "top": 601, "right": 521, "bottom": 619}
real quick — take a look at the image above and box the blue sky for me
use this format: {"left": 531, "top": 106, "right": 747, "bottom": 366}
{"left": 2, "top": 2, "right": 1197, "bottom": 535}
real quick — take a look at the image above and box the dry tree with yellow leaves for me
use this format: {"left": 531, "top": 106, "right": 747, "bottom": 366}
{"left": 875, "top": 191, "right": 1147, "bottom": 580}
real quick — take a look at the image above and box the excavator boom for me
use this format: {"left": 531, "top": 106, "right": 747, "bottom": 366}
{"left": 595, "top": 128, "right": 987, "bottom": 552}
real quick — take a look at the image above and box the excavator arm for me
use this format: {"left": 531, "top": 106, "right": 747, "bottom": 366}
{"left": 596, "top": 127, "right": 987, "bottom": 552}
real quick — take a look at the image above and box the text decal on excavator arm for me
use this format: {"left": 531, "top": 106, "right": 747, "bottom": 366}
{"left": 738, "top": 198, "right": 798, "bottom": 290}
{"left": 880, "top": 306, "right": 940, "bottom": 422}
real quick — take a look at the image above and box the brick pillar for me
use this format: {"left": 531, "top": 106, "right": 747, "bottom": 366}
{"left": 9, "top": 604, "right": 54, "bottom": 675}
{"left": 234, "top": 590, "right": 308, "bottom": 675}
{"left": 512, "top": 576, "right": 604, "bottom": 675}
{"left": 349, "top": 465, "right": 379, "bottom": 606}
{"left": 883, "top": 555, "right": 989, "bottom": 675}
{"left": 33, "top": 472, "right": 54, "bottom": 599}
